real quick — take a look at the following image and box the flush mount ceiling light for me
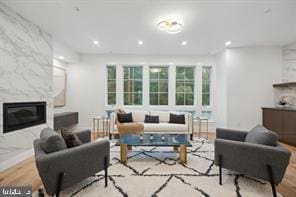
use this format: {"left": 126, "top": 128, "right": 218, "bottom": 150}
{"left": 58, "top": 56, "right": 64, "bottom": 60}
{"left": 93, "top": 40, "right": 99, "bottom": 45}
{"left": 157, "top": 19, "right": 183, "bottom": 34}
{"left": 138, "top": 40, "right": 143, "bottom": 45}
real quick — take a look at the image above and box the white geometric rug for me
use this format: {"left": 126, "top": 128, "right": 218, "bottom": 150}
{"left": 57, "top": 138, "right": 278, "bottom": 197}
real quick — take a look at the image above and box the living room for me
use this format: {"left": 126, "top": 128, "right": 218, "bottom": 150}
{"left": 0, "top": 0, "right": 295, "bottom": 196}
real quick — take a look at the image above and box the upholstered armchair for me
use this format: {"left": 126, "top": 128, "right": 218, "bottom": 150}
{"left": 214, "top": 127, "right": 291, "bottom": 197}
{"left": 34, "top": 128, "right": 110, "bottom": 197}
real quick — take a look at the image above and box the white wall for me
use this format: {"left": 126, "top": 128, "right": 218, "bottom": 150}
{"left": 52, "top": 41, "right": 81, "bottom": 115}
{"left": 218, "top": 47, "right": 282, "bottom": 130}
{"left": 213, "top": 53, "right": 228, "bottom": 128}
{"left": 67, "top": 54, "right": 218, "bottom": 129}
{"left": 0, "top": 2, "right": 53, "bottom": 171}
{"left": 53, "top": 41, "right": 80, "bottom": 64}
{"left": 53, "top": 59, "right": 68, "bottom": 114}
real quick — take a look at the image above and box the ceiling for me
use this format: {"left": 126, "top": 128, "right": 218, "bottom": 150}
{"left": 3, "top": 0, "right": 296, "bottom": 55}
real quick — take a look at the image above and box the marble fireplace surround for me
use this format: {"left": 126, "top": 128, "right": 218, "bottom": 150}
{"left": 0, "top": 2, "right": 53, "bottom": 171}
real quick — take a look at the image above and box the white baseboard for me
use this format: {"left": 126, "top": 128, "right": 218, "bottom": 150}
{"left": 0, "top": 149, "right": 34, "bottom": 172}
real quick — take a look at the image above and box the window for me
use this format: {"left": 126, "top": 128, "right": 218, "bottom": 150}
{"left": 176, "top": 66, "right": 195, "bottom": 105}
{"left": 123, "top": 66, "right": 143, "bottom": 105}
{"left": 202, "top": 67, "right": 211, "bottom": 106}
{"left": 149, "top": 67, "right": 169, "bottom": 105}
{"left": 107, "top": 65, "right": 116, "bottom": 105}
{"left": 202, "top": 111, "right": 212, "bottom": 119}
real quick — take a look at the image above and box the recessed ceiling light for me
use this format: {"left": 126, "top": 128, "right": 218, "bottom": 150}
{"left": 58, "top": 56, "right": 64, "bottom": 60}
{"left": 93, "top": 40, "right": 99, "bottom": 45}
{"left": 157, "top": 19, "right": 183, "bottom": 34}
{"left": 225, "top": 41, "right": 232, "bottom": 46}
{"left": 181, "top": 41, "right": 187, "bottom": 46}
{"left": 138, "top": 40, "right": 143, "bottom": 45}
{"left": 265, "top": 9, "right": 271, "bottom": 14}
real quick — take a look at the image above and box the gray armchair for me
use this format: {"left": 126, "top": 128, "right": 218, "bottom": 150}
{"left": 34, "top": 128, "right": 110, "bottom": 196}
{"left": 214, "top": 128, "right": 291, "bottom": 197}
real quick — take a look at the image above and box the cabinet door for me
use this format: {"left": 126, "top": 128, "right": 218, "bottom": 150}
{"left": 262, "top": 109, "right": 283, "bottom": 139}
{"left": 282, "top": 111, "right": 296, "bottom": 146}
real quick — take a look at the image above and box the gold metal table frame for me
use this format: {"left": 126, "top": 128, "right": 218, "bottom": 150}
{"left": 119, "top": 134, "right": 191, "bottom": 164}
{"left": 120, "top": 144, "right": 188, "bottom": 164}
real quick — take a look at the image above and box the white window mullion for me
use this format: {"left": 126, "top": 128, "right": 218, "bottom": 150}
{"left": 143, "top": 64, "right": 149, "bottom": 107}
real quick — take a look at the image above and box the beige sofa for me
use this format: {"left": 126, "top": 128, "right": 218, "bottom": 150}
{"left": 110, "top": 110, "right": 192, "bottom": 135}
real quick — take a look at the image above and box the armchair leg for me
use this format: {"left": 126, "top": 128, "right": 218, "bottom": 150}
{"left": 55, "top": 172, "right": 65, "bottom": 197}
{"left": 219, "top": 155, "right": 222, "bottom": 185}
{"left": 104, "top": 156, "right": 108, "bottom": 187}
{"left": 190, "top": 134, "right": 193, "bottom": 141}
{"left": 267, "top": 165, "right": 277, "bottom": 197}
{"left": 38, "top": 188, "right": 44, "bottom": 197}
{"left": 127, "top": 145, "right": 132, "bottom": 151}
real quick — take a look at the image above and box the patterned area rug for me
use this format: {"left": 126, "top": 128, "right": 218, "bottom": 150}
{"left": 58, "top": 138, "right": 278, "bottom": 197}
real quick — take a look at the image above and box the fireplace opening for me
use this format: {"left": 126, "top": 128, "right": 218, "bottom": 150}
{"left": 3, "top": 102, "right": 46, "bottom": 133}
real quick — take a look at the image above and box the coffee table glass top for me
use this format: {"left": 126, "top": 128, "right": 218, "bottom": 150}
{"left": 117, "top": 134, "right": 192, "bottom": 147}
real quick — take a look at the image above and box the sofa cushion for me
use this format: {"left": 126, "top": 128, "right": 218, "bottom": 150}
{"left": 169, "top": 113, "right": 185, "bottom": 124}
{"left": 61, "top": 128, "right": 83, "bottom": 148}
{"left": 150, "top": 111, "right": 170, "bottom": 123}
{"left": 39, "top": 127, "right": 67, "bottom": 154}
{"left": 144, "top": 115, "right": 159, "bottom": 123}
{"left": 117, "top": 112, "right": 133, "bottom": 123}
{"left": 144, "top": 123, "right": 188, "bottom": 132}
{"left": 245, "top": 125, "right": 278, "bottom": 146}
{"left": 131, "top": 111, "right": 147, "bottom": 122}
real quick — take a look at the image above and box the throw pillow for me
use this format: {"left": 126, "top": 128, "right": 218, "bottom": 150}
{"left": 39, "top": 127, "right": 67, "bottom": 154}
{"left": 115, "top": 108, "right": 126, "bottom": 124}
{"left": 117, "top": 112, "right": 133, "bottom": 123}
{"left": 169, "top": 113, "right": 185, "bottom": 124}
{"left": 245, "top": 125, "right": 278, "bottom": 146}
{"left": 144, "top": 115, "right": 160, "bottom": 123}
{"left": 61, "top": 128, "right": 83, "bottom": 148}
{"left": 115, "top": 108, "right": 126, "bottom": 115}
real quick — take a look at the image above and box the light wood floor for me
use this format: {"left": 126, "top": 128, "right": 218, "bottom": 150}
{"left": 0, "top": 132, "right": 295, "bottom": 196}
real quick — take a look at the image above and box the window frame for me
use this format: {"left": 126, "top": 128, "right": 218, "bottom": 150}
{"left": 175, "top": 66, "right": 195, "bottom": 106}
{"left": 104, "top": 64, "right": 214, "bottom": 121}
{"left": 202, "top": 66, "right": 212, "bottom": 107}
{"left": 149, "top": 66, "right": 169, "bottom": 106}
{"left": 106, "top": 65, "right": 117, "bottom": 106}
{"left": 123, "top": 65, "right": 143, "bottom": 106}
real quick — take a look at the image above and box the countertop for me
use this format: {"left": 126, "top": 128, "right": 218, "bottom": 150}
{"left": 262, "top": 106, "right": 296, "bottom": 112}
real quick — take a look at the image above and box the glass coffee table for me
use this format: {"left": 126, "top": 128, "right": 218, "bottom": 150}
{"left": 117, "top": 134, "right": 192, "bottom": 164}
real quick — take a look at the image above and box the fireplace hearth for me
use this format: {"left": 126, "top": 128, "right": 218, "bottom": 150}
{"left": 3, "top": 102, "right": 46, "bottom": 133}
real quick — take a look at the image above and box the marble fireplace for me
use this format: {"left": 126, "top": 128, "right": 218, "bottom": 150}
{"left": 3, "top": 102, "right": 47, "bottom": 134}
